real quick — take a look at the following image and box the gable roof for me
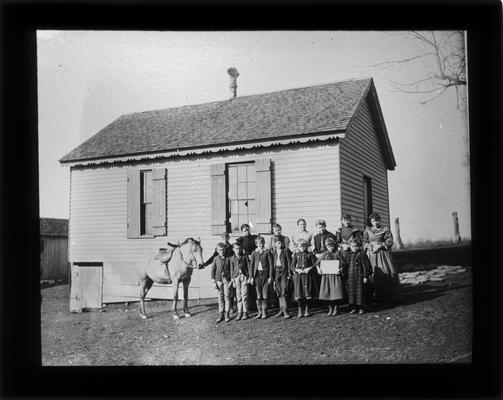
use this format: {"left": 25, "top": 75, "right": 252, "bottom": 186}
{"left": 40, "top": 218, "right": 69, "bottom": 236}
{"left": 60, "top": 77, "right": 395, "bottom": 169}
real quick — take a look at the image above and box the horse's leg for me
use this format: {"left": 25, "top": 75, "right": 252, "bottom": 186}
{"left": 183, "top": 279, "right": 191, "bottom": 317}
{"left": 139, "top": 276, "right": 153, "bottom": 319}
{"left": 172, "top": 278, "right": 180, "bottom": 320}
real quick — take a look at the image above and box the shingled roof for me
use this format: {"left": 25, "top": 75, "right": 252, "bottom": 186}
{"left": 60, "top": 77, "right": 393, "bottom": 167}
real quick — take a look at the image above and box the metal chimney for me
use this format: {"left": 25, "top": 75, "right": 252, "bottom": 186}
{"left": 227, "top": 67, "right": 239, "bottom": 99}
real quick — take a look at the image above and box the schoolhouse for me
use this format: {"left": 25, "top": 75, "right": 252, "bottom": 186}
{"left": 60, "top": 74, "right": 396, "bottom": 308}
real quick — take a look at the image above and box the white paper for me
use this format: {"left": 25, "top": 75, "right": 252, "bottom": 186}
{"left": 319, "top": 260, "right": 340, "bottom": 274}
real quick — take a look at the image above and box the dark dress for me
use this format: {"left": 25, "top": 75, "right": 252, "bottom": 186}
{"left": 291, "top": 251, "right": 319, "bottom": 300}
{"left": 363, "top": 226, "right": 399, "bottom": 300}
{"left": 316, "top": 251, "right": 347, "bottom": 301}
{"left": 343, "top": 250, "right": 373, "bottom": 306}
{"left": 235, "top": 234, "right": 258, "bottom": 257}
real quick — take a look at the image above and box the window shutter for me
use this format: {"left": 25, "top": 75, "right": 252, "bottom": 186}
{"left": 152, "top": 168, "right": 167, "bottom": 236}
{"left": 210, "top": 163, "right": 227, "bottom": 235}
{"left": 127, "top": 170, "right": 141, "bottom": 238}
{"left": 255, "top": 158, "right": 272, "bottom": 234}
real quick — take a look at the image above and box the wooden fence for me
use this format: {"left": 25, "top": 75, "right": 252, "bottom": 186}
{"left": 40, "top": 236, "right": 70, "bottom": 281}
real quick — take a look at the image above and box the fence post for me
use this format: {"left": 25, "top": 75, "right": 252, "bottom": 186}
{"left": 452, "top": 211, "right": 461, "bottom": 245}
{"left": 394, "top": 217, "right": 405, "bottom": 249}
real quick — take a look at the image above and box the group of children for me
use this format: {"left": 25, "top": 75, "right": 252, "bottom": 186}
{"left": 203, "top": 214, "right": 383, "bottom": 323}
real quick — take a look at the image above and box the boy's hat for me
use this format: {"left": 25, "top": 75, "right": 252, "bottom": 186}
{"left": 325, "top": 237, "right": 336, "bottom": 246}
{"left": 316, "top": 219, "right": 327, "bottom": 227}
{"left": 240, "top": 223, "right": 250, "bottom": 230}
{"left": 297, "top": 238, "right": 308, "bottom": 246}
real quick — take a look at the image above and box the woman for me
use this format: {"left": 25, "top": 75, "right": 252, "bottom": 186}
{"left": 363, "top": 212, "right": 399, "bottom": 302}
{"left": 290, "top": 218, "right": 314, "bottom": 252}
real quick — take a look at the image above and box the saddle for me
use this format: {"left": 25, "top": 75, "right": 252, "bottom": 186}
{"left": 153, "top": 242, "right": 180, "bottom": 264}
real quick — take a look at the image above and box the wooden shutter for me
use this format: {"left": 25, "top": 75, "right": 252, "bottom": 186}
{"left": 152, "top": 168, "right": 167, "bottom": 236}
{"left": 211, "top": 163, "right": 227, "bottom": 235}
{"left": 127, "top": 170, "right": 141, "bottom": 238}
{"left": 255, "top": 158, "right": 272, "bottom": 234}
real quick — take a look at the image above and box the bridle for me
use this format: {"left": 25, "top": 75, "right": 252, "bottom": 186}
{"left": 178, "top": 239, "right": 201, "bottom": 269}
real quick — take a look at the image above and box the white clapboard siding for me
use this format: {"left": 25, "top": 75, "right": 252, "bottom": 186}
{"left": 339, "top": 96, "right": 390, "bottom": 229}
{"left": 69, "top": 140, "right": 340, "bottom": 303}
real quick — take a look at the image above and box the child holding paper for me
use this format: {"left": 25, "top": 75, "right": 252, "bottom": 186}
{"left": 315, "top": 237, "right": 347, "bottom": 316}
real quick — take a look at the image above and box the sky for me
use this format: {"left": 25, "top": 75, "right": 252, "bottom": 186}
{"left": 37, "top": 30, "right": 470, "bottom": 243}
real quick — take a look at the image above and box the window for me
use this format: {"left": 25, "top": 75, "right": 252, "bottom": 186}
{"left": 127, "top": 168, "right": 167, "bottom": 238}
{"left": 363, "top": 175, "right": 373, "bottom": 226}
{"left": 228, "top": 163, "right": 256, "bottom": 233}
{"left": 210, "top": 159, "right": 272, "bottom": 235}
{"left": 140, "top": 170, "right": 153, "bottom": 236}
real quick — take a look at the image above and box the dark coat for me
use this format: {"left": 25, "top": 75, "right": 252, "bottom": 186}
{"left": 313, "top": 231, "right": 337, "bottom": 255}
{"left": 235, "top": 234, "right": 258, "bottom": 256}
{"left": 342, "top": 250, "right": 373, "bottom": 306}
{"left": 227, "top": 254, "right": 252, "bottom": 279}
{"left": 270, "top": 248, "right": 292, "bottom": 280}
{"left": 250, "top": 249, "right": 273, "bottom": 280}
{"left": 211, "top": 255, "right": 231, "bottom": 281}
{"left": 203, "top": 243, "right": 234, "bottom": 267}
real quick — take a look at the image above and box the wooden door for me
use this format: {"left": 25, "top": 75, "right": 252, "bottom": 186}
{"left": 70, "top": 263, "right": 103, "bottom": 312}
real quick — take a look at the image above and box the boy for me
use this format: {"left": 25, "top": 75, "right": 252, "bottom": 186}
{"left": 343, "top": 238, "right": 373, "bottom": 315}
{"left": 250, "top": 236, "right": 274, "bottom": 319}
{"left": 201, "top": 232, "right": 234, "bottom": 268}
{"left": 210, "top": 243, "right": 232, "bottom": 323}
{"left": 270, "top": 236, "right": 292, "bottom": 319}
{"left": 266, "top": 223, "right": 291, "bottom": 251}
{"left": 235, "top": 224, "right": 257, "bottom": 258}
{"left": 227, "top": 242, "right": 253, "bottom": 320}
{"left": 313, "top": 219, "right": 336, "bottom": 259}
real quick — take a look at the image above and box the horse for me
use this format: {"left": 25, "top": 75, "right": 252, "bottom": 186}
{"left": 138, "top": 237, "right": 204, "bottom": 320}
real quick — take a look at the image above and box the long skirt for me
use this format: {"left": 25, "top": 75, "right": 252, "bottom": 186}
{"left": 366, "top": 249, "right": 399, "bottom": 300}
{"left": 319, "top": 274, "right": 346, "bottom": 301}
{"left": 293, "top": 272, "right": 319, "bottom": 301}
{"left": 346, "top": 265, "right": 367, "bottom": 306}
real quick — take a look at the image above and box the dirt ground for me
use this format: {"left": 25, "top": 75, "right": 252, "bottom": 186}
{"left": 41, "top": 266, "right": 472, "bottom": 365}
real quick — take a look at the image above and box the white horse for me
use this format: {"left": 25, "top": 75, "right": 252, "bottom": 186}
{"left": 138, "top": 238, "right": 203, "bottom": 319}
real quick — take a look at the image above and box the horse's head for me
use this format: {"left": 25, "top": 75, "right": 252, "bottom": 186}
{"left": 180, "top": 237, "right": 204, "bottom": 269}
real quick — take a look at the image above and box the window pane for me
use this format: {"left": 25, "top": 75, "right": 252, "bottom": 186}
{"left": 237, "top": 165, "right": 247, "bottom": 182}
{"left": 143, "top": 171, "right": 153, "bottom": 202}
{"left": 144, "top": 203, "right": 153, "bottom": 235}
{"left": 247, "top": 182, "right": 256, "bottom": 199}
{"left": 238, "top": 200, "right": 248, "bottom": 215}
{"left": 247, "top": 165, "right": 255, "bottom": 182}
{"left": 237, "top": 182, "right": 247, "bottom": 199}
{"left": 247, "top": 200, "right": 255, "bottom": 214}
{"left": 230, "top": 200, "right": 238, "bottom": 217}
{"left": 228, "top": 166, "right": 237, "bottom": 199}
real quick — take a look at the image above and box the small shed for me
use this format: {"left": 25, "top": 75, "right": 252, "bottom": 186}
{"left": 60, "top": 76, "right": 396, "bottom": 307}
{"left": 40, "top": 218, "right": 70, "bottom": 281}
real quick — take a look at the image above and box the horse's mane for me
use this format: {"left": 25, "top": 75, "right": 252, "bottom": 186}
{"left": 180, "top": 237, "right": 200, "bottom": 246}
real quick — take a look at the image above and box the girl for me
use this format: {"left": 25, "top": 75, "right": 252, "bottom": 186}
{"left": 291, "top": 239, "right": 319, "bottom": 318}
{"left": 270, "top": 237, "right": 292, "bottom": 319}
{"left": 343, "top": 238, "right": 373, "bottom": 314}
{"left": 363, "top": 212, "right": 399, "bottom": 302}
{"left": 250, "top": 236, "right": 273, "bottom": 319}
{"left": 315, "top": 237, "right": 347, "bottom": 316}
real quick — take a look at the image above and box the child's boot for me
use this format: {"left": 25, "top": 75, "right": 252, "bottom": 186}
{"left": 297, "top": 304, "right": 303, "bottom": 318}
{"left": 358, "top": 307, "right": 365, "bottom": 315}
{"left": 235, "top": 312, "right": 243, "bottom": 321}
{"left": 275, "top": 307, "right": 283, "bottom": 317}
{"left": 255, "top": 301, "right": 262, "bottom": 319}
{"left": 242, "top": 312, "right": 249, "bottom": 320}
{"left": 261, "top": 300, "right": 268, "bottom": 319}
{"left": 216, "top": 312, "right": 224, "bottom": 323}
{"left": 326, "top": 305, "right": 333, "bottom": 316}
{"left": 224, "top": 311, "right": 230, "bottom": 322}
{"left": 332, "top": 305, "right": 339, "bottom": 316}
{"left": 304, "top": 303, "right": 311, "bottom": 317}
{"left": 283, "top": 307, "right": 291, "bottom": 319}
